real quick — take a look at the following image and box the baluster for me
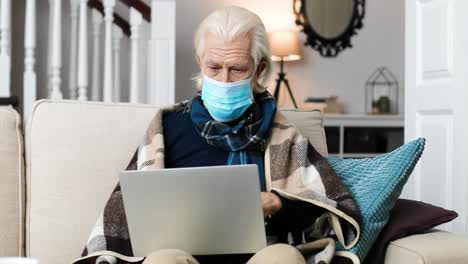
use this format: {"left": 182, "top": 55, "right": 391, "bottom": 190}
{"left": 23, "top": 0, "right": 36, "bottom": 116}
{"left": 77, "top": 0, "right": 89, "bottom": 101}
{"left": 48, "top": 0, "right": 63, "bottom": 99}
{"left": 112, "top": 25, "right": 122, "bottom": 102}
{"left": 68, "top": 0, "right": 79, "bottom": 99}
{"left": 46, "top": 0, "right": 53, "bottom": 96}
{"left": 146, "top": 39, "right": 152, "bottom": 104}
{"left": 0, "top": 0, "right": 11, "bottom": 97}
{"left": 91, "top": 9, "right": 102, "bottom": 101}
{"left": 151, "top": 0, "right": 175, "bottom": 105}
{"left": 103, "top": 0, "right": 115, "bottom": 102}
{"left": 129, "top": 7, "right": 143, "bottom": 103}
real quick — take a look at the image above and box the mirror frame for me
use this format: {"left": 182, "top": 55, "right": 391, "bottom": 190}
{"left": 293, "top": 0, "right": 366, "bottom": 57}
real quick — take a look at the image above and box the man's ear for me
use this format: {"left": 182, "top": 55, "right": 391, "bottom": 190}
{"left": 196, "top": 55, "right": 202, "bottom": 67}
{"left": 256, "top": 59, "right": 267, "bottom": 79}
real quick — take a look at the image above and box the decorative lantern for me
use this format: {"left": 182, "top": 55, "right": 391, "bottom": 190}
{"left": 365, "top": 67, "right": 399, "bottom": 115}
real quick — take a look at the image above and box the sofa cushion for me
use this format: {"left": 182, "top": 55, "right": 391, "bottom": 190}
{"left": 365, "top": 199, "right": 458, "bottom": 264}
{"left": 385, "top": 230, "right": 468, "bottom": 264}
{"left": 25, "top": 100, "right": 162, "bottom": 264}
{"left": 0, "top": 107, "right": 24, "bottom": 256}
{"left": 24, "top": 100, "right": 327, "bottom": 264}
{"left": 327, "top": 138, "right": 425, "bottom": 261}
{"left": 281, "top": 109, "right": 328, "bottom": 156}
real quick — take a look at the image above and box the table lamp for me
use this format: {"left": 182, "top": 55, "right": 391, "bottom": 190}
{"left": 268, "top": 30, "right": 302, "bottom": 108}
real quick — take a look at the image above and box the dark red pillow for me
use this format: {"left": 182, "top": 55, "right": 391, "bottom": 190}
{"left": 363, "top": 199, "right": 458, "bottom": 264}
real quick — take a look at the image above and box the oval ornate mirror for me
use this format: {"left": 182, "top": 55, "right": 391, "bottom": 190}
{"left": 293, "top": 0, "right": 366, "bottom": 57}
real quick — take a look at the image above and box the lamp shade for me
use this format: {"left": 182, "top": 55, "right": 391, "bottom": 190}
{"left": 269, "top": 31, "right": 302, "bottom": 61}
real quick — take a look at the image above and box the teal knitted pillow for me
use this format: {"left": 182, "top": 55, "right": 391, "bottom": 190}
{"left": 327, "top": 138, "right": 425, "bottom": 261}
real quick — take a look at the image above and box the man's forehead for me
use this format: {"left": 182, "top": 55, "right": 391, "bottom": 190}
{"left": 204, "top": 32, "right": 253, "bottom": 56}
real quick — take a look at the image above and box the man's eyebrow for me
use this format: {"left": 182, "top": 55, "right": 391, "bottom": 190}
{"left": 229, "top": 63, "right": 249, "bottom": 68}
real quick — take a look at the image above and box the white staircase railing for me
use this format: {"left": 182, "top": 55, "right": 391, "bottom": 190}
{"left": 77, "top": 0, "right": 89, "bottom": 101}
{"left": 23, "top": 0, "right": 37, "bottom": 116}
{"left": 112, "top": 24, "right": 122, "bottom": 102}
{"left": 48, "top": 0, "right": 63, "bottom": 99}
{"left": 129, "top": 7, "right": 143, "bottom": 103}
{"left": 48, "top": 0, "right": 63, "bottom": 100}
{"left": 103, "top": 0, "right": 115, "bottom": 102}
{"left": 1, "top": 0, "right": 176, "bottom": 116}
{"left": 68, "top": 0, "right": 79, "bottom": 100}
{"left": 91, "top": 9, "right": 103, "bottom": 101}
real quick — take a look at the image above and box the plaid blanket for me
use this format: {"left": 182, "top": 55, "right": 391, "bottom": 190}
{"left": 73, "top": 102, "right": 362, "bottom": 264}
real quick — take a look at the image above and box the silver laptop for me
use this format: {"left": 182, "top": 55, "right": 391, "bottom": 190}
{"left": 119, "top": 165, "right": 267, "bottom": 256}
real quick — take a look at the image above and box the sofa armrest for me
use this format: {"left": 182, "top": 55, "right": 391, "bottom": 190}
{"left": 385, "top": 230, "right": 468, "bottom": 264}
{"left": 0, "top": 107, "right": 24, "bottom": 256}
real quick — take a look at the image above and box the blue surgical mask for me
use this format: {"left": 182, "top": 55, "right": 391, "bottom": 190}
{"left": 201, "top": 74, "right": 254, "bottom": 122}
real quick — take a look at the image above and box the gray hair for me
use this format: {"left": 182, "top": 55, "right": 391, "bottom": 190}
{"left": 193, "top": 6, "right": 272, "bottom": 93}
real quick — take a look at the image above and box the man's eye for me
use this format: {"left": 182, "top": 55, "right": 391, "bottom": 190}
{"left": 209, "top": 66, "right": 220, "bottom": 70}
{"left": 232, "top": 68, "right": 243, "bottom": 72}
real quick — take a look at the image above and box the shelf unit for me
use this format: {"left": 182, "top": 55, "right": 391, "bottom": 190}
{"left": 323, "top": 114, "right": 404, "bottom": 158}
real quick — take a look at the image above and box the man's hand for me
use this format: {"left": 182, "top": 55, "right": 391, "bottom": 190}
{"left": 261, "top": 192, "right": 282, "bottom": 217}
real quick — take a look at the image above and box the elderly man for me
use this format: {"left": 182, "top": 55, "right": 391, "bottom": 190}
{"left": 75, "top": 6, "right": 361, "bottom": 264}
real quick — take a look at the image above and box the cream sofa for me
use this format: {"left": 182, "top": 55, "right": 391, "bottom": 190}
{"left": 1, "top": 100, "right": 468, "bottom": 264}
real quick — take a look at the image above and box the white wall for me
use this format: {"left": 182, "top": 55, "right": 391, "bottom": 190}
{"left": 175, "top": 0, "right": 405, "bottom": 114}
